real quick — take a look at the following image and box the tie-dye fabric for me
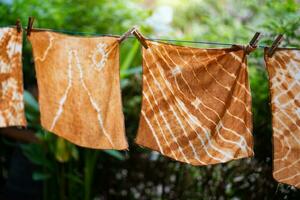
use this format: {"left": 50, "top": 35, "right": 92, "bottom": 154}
{"left": 0, "top": 27, "right": 26, "bottom": 127}
{"left": 264, "top": 49, "right": 300, "bottom": 188}
{"left": 29, "top": 31, "right": 127, "bottom": 150}
{"left": 136, "top": 41, "right": 254, "bottom": 165}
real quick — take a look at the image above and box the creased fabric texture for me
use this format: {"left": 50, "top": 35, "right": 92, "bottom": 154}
{"left": 0, "top": 27, "right": 26, "bottom": 127}
{"left": 136, "top": 41, "right": 254, "bottom": 165}
{"left": 264, "top": 49, "right": 300, "bottom": 188}
{"left": 29, "top": 31, "right": 127, "bottom": 150}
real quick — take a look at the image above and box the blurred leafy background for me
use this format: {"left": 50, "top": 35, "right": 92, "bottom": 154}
{"left": 0, "top": 0, "right": 300, "bottom": 199}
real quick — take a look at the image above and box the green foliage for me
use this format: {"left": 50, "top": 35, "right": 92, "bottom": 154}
{"left": 0, "top": 0, "right": 299, "bottom": 199}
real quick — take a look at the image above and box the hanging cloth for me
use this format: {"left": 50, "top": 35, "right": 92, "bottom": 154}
{"left": 28, "top": 31, "right": 127, "bottom": 150}
{"left": 264, "top": 49, "right": 300, "bottom": 188}
{"left": 0, "top": 27, "right": 26, "bottom": 127}
{"left": 136, "top": 40, "right": 254, "bottom": 165}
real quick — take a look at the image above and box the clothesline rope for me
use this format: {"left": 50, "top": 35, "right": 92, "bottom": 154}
{"left": 5, "top": 25, "right": 300, "bottom": 50}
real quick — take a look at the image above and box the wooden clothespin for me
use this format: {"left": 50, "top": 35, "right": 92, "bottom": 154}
{"left": 26, "top": 17, "right": 35, "bottom": 36}
{"left": 16, "top": 19, "right": 22, "bottom": 33}
{"left": 249, "top": 32, "right": 262, "bottom": 47}
{"left": 132, "top": 28, "right": 148, "bottom": 49}
{"left": 245, "top": 32, "right": 262, "bottom": 54}
{"left": 119, "top": 26, "right": 137, "bottom": 43}
{"left": 268, "top": 34, "right": 284, "bottom": 57}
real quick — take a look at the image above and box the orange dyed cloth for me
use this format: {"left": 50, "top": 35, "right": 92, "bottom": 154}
{"left": 0, "top": 27, "right": 26, "bottom": 127}
{"left": 29, "top": 31, "right": 127, "bottom": 150}
{"left": 265, "top": 49, "right": 300, "bottom": 188}
{"left": 136, "top": 41, "right": 254, "bottom": 165}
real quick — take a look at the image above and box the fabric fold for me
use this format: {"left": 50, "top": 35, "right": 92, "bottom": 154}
{"left": 136, "top": 40, "right": 254, "bottom": 165}
{"left": 264, "top": 49, "right": 300, "bottom": 188}
{"left": 29, "top": 31, "right": 127, "bottom": 150}
{"left": 0, "top": 27, "right": 26, "bottom": 127}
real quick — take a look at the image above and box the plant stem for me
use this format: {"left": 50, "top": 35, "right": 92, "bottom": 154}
{"left": 61, "top": 163, "right": 66, "bottom": 200}
{"left": 43, "top": 165, "right": 48, "bottom": 200}
{"left": 84, "top": 150, "right": 99, "bottom": 200}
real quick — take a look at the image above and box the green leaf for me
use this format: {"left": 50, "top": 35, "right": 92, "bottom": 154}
{"left": 120, "top": 40, "right": 140, "bottom": 78}
{"left": 70, "top": 143, "right": 79, "bottom": 160}
{"left": 55, "top": 138, "right": 71, "bottom": 163}
{"left": 121, "top": 66, "right": 142, "bottom": 76}
{"left": 66, "top": 173, "right": 83, "bottom": 184}
{"left": 32, "top": 171, "right": 51, "bottom": 181}
{"left": 21, "top": 143, "right": 54, "bottom": 170}
{"left": 23, "top": 90, "right": 39, "bottom": 113}
{"left": 103, "top": 150, "right": 125, "bottom": 160}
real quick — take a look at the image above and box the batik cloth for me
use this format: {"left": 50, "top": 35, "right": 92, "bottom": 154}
{"left": 29, "top": 31, "right": 127, "bottom": 149}
{"left": 265, "top": 49, "right": 300, "bottom": 188}
{"left": 0, "top": 27, "right": 26, "bottom": 127}
{"left": 136, "top": 41, "right": 254, "bottom": 165}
